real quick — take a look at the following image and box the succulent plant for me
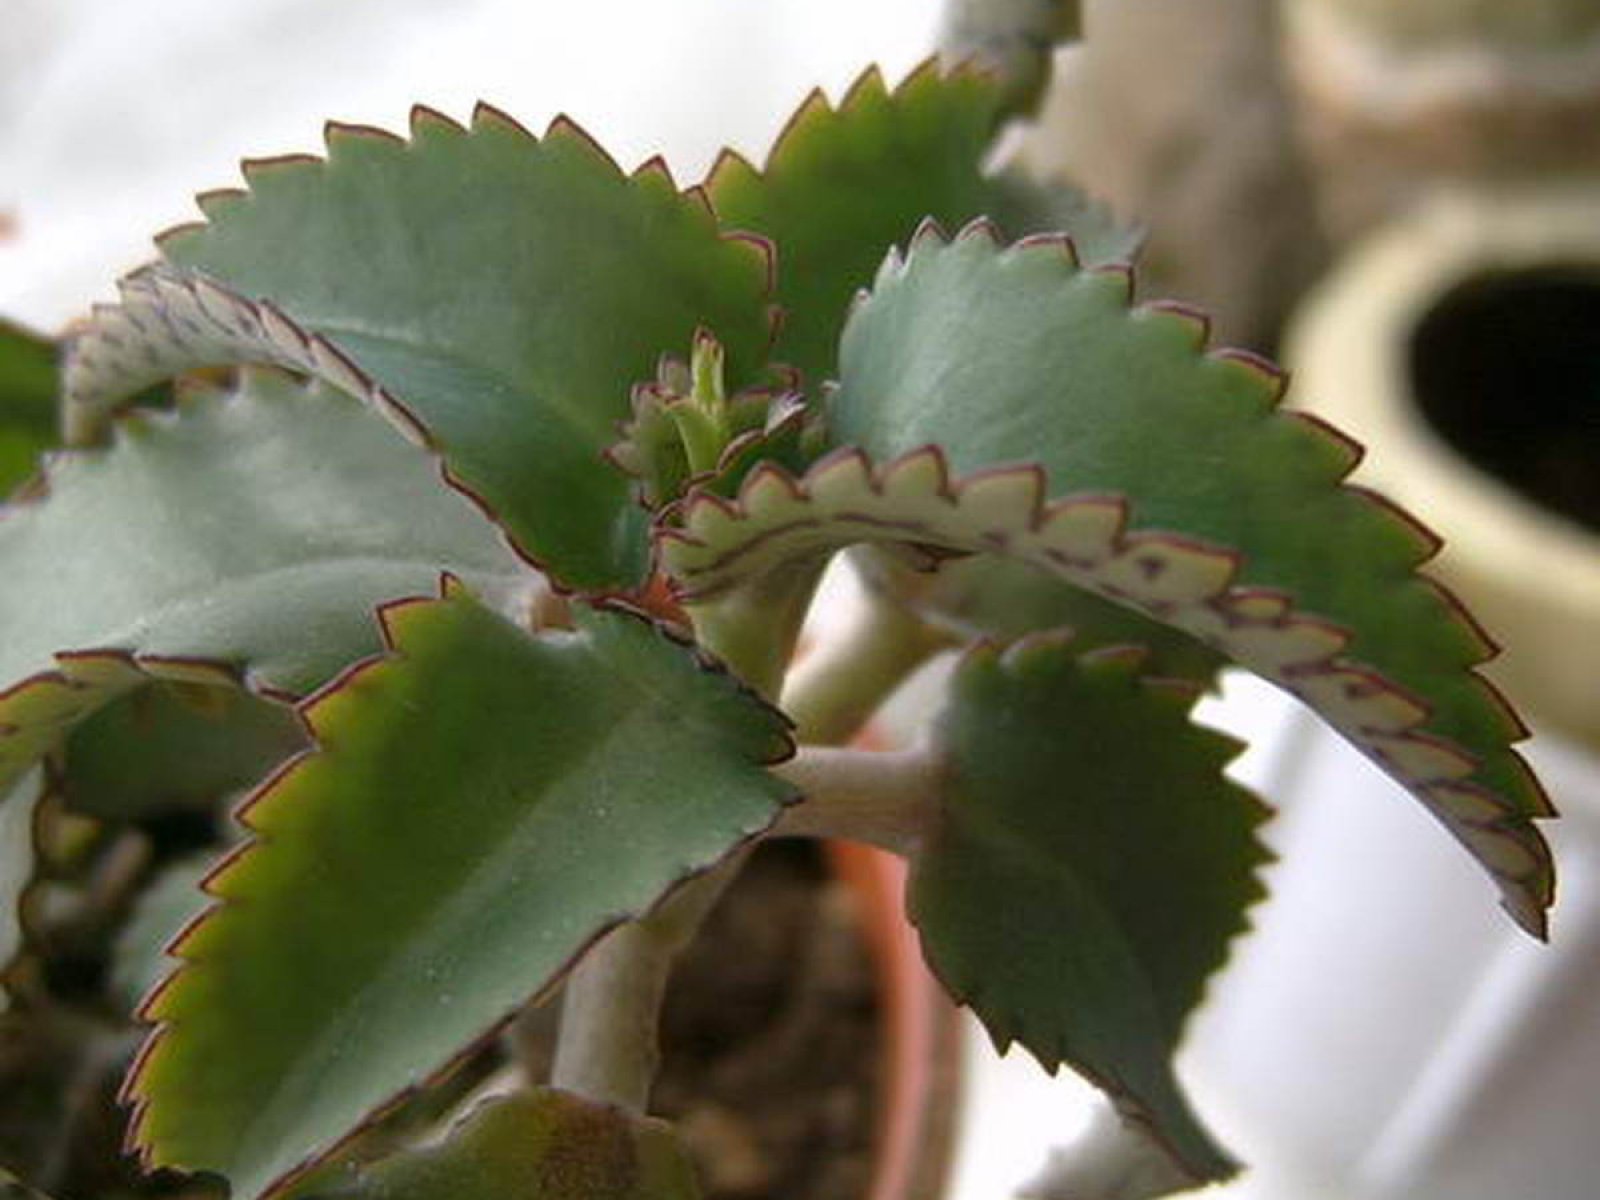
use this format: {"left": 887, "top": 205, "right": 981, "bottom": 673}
{"left": 0, "top": 51, "right": 1551, "bottom": 1200}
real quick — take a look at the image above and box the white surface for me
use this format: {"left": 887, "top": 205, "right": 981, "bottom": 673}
{"left": 1183, "top": 712, "right": 1600, "bottom": 1200}
{"left": 1, "top": 0, "right": 941, "bottom": 327}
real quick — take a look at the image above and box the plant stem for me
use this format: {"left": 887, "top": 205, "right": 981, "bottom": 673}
{"left": 772, "top": 745, "right": 941, "bottom": 855}
{"left": 548, "top": 863, "right": 732, "bottom": 1112}
{"left": 687, "top": 561, "right": 824, "bottom": 701}
{"left": 546, "top": 568, "right": 945, "bottom": 1111}
{"left": 781, "top": 582, "right": 953, "bottom": 746}
{"left": 546, "top": 563, "right": 820, "bottom": 1110}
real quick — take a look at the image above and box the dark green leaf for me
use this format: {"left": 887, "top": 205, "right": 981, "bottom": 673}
{"left": 61, "top": 683, "right": 305, "bottom": 820}
{"left": 66, "top": 110, "right": 775, "bottom": 590}
{"left": 830, "top": 226, "right": 1550, "bottom": 931}
{"left": 664, "top": 224, "right": 1553, "bottom": 934}
{"left": 911, "top": 637, "right": 1268, "bottom": 1183}
{"left": 706, "top": 63, "right": 1130, "bottom": 388}
{"left": 127, "top": 586, "right": 793, "bottom": 1199}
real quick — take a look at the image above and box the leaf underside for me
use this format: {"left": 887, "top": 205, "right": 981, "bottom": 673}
{"left": 60, "top": 682, "right": 306, "bottom": 820}
{"left": 313, "top": 1090, "right": 702, "bottom": 1200}
{"left": 127, "top": 587, "right": 793, "bottom": 1200}
{"left": 64, "top": 108, "right": 776, "bottom": 592}
{"left": 111, "top": 854, "right": 215, "bottom": 1010}
{"left": 705, "top": 62, "right": 1135, "bottom": 390}
{"left": 662, "top": 223, "right": 1553, "bottom": 935}
{"left": 851, "top": 548, "right": 1227, "bottom": 683}
{"left": 912, "top": 638, "right": 1268, "bottom": 1183}
{"left": 0, "top": 370, "right": 526, "bottom": 810}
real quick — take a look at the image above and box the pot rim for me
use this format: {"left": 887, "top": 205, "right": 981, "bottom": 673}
{"left": 1288, "top": 186, "right": 1600, "bottom": 741}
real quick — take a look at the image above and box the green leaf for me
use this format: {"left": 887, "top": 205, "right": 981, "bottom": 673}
{"left": 0, "top": 370, "right": 526, "bottom": 805}
{"left": 911, "top": 637, "right": 1268, "bottom": 1183}
{"left": 312, "top": 1090, "right": 701, "bottom": 1200}
{"left": 0, "top": 320, "right": 57, "bottom": 496}
{"left": 664, "top": 224, "right": 1553, "bottom": 935}
{"left": 65, "top": 109, "right": 775, "bottom": 591}
{"left": 127, "top": 586, "right": 794, "bottom": 1199}
{"left": 705, "top": 63, "right": 1132, "bottom": 388}
{"left": 61, "top": 683, "right": 305, "bottom": 820}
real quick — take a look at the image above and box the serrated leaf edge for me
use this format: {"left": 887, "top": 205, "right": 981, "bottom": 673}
{"left": 0, "top": 371, "right": 536, "bottom": 807}
{"left": 0, "top": 644, "right": 285, "bottom": 805}
{"left": 704, "top": 58, "right": 993, "bottom": 199}
{"left": 61, "top": 105, "right": 780, "bottom": 581}
{"left": 914, "top": 636, "right": 1270, "bottom": 1183}
{"left": 657, "top": 408, "right": 1551, "bottom": 935}
{"left": 62, "top": 264, "right": 586, "bottom": 592}
{"left": 119, "top": 572, "right": 795, "bottom": 1196}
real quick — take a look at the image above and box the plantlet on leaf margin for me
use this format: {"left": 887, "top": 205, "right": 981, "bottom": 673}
{"left": 607, "top": 331, "right": 820, "bottom": 512}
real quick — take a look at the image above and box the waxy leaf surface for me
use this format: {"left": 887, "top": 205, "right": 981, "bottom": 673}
{"left": 0, "top": 371, "right": 525, "bottom": 804}
{"left": 706, "top": 64, "right": 1134, "bottom": 388}
{"left": 315, "top": 1090, "right": 701, "bottom": 1200}
{"left": 667, "top": 225, "right": 1552, "bottom": 933}
{"left": 67, "top": 110, "right": 775, "bottom": 590}
{"left": 912, "top": 641, "right": 1267, "bottom": 1182}
{"left": 128, "top": 590, "right": 794, "bottom": 1200}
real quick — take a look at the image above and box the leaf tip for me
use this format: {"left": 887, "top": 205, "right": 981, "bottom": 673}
{"left": 544, "top": 113, "right": 624, "bottom": 175}
{"left": 470, "top": 101, "right": 533, "bottom": 139}
{"left": 409, "top": 104, "right": 465, "bottom": 138}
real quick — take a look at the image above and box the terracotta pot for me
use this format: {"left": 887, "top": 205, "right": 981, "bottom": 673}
{"left": 827, "top": 840, "right": 964, "bottom": 1200}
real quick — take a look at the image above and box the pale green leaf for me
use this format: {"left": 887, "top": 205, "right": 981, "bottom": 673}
{"left": 0, "top": 370, "right": 527, "bottom": 805}
{"left": 1, "top": 770, "right": 44, "bottom": 996}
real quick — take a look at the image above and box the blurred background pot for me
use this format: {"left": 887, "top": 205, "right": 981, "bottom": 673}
{"left": 1183, "top": 188, "right": 1600, "bottom": 1200}
{"left": 1284, "top": 0, "right": 1600, "bottom": 240}
{"left": 1291, "top": 188, "right": 1600, "bottom": 748}
{"left": 1012, "top": 0, "right": 1325, "bottom": 351}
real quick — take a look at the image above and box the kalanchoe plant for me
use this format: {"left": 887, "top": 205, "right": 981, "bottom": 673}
{"left": 0, "top": 55, "right": 1555, "bottom": 1200}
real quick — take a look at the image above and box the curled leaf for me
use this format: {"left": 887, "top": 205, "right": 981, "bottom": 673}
{"left": 661, "top": 224, "right": 1552, "bottom": 934}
